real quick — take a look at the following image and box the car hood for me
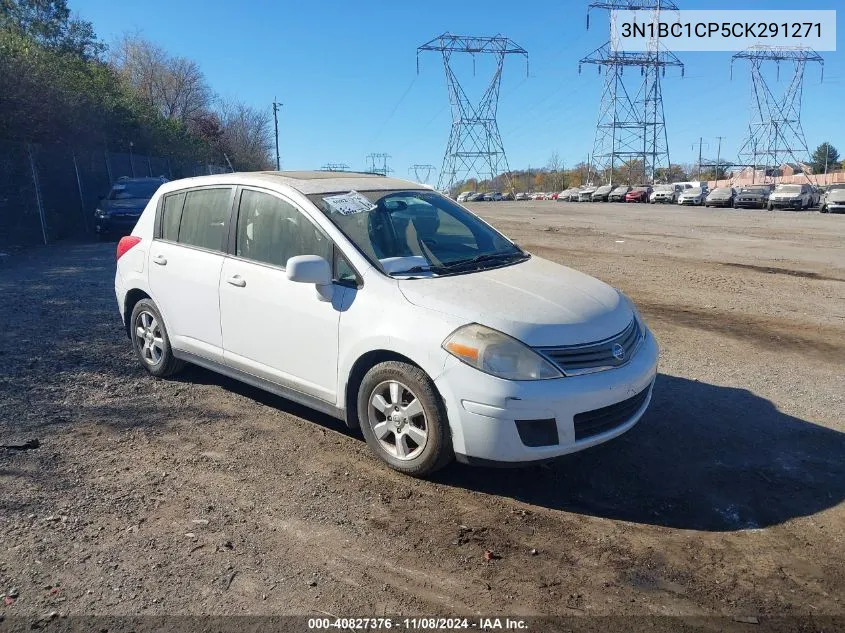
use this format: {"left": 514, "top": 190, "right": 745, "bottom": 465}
{"left": 738, "top": 191, "right": 766, "bottom": 197}
{"left": 397, "top": 256, "right": 632, "bottom": 347}
{"left": 103, "top": 198, "right": 148, "bottom": 212}
{"left": 771, "top": 191, "right": 801, "bottom": 199}
{"left": 653, "top": 190, "right": 674, "bottom": 196}
{"left": 826, "top": 191, "right": 845, "bottom": 202}
{"left": 708, "top": 192, "right": 731, "bottom": 199}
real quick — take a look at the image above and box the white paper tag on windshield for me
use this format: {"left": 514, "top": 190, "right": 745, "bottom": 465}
{"left": 322, "top": 191, "right": 376, "bottom": 216}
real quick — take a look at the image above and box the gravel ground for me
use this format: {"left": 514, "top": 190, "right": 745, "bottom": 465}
{"left": 0, "top": 201, "right": 843, "bottom": 626}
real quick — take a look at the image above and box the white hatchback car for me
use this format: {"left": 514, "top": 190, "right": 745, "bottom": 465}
{"left": 115, "top": 172, "right": 659, "bottom": 476}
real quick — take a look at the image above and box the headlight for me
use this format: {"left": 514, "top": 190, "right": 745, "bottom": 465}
{"left": 442, "top": 324, "right": 562, "bottom": 380}
{"left": 94, "top": 208, "right": 107, "bottom": 218}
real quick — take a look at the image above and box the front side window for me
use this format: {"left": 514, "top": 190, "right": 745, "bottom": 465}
{"left": 177, "top": 188, "right": 232, "bottom": 252}
{"left": 236, "top": 189, "right": 331, "bottom": 269}
{"left": 308, "top": 189, "right": 526, "bottom": 278}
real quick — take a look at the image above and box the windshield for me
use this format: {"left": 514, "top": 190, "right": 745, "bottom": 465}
{"left": 633, "top": 186, "right": 649, "bottom": 192}
{"left": 776, "top": 185, "right": 802, "bottom": 193}
{"left": 308, "top": 189, "right": 526, "bottom": 278}
{"left": 654, "top": 185, "right": 673, "bottom": 191}
{"left": 741, "top": 186, "right": 768, "bottom": 193}
{"left": 108, "top": 181, "right": 162, "bottom": 200}
{"left": 712, "top": 188, "right": 732, "bottom": 195}
{"left": 595, "top": 186, "right": 613, "bottom": 194}
{"left": 612, "top": 187, "right": 629, "bottom": 193}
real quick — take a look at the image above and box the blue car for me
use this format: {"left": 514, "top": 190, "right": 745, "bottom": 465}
{"left": 94, "top": 177, "right": 167, "bottom": 238}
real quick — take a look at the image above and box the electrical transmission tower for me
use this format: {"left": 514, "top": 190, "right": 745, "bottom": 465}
{"left": 409, "top": 164, "right": 436, "bottom": 184}
{"left": 731, "top": 46, "right": 824, "bottom": 184}
{"left": 580, "top": 1, "right": 683, "bottom": 185}
{"left": 320, "top": 162, "right": 350, "bottom": 172}
{"left": 366, "top": 153, "right": 393, "bottom": 176}
{"left": 417, "top": 33, "right": 528, "bottom": 193}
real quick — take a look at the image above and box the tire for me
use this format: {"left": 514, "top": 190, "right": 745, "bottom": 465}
{"left": 820, "top": 205, "right": 829, "bottom": 214}
{"left": 767, "top": 203, "right": 773, "bottom": 211}
{"left": 357, "top": 361, "right": 453, "bottom": 477}
{"left": 130, "top": 298, "right": 184, "bottom": 378}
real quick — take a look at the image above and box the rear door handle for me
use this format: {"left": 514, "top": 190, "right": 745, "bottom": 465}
{"left": 152, "top": 255, "right": 167, "bottom": 266}
{"left": 226, "top": 275, "right": 246, "bottom": 288}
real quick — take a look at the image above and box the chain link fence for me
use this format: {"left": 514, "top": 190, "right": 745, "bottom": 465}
{"left": 0, "top": 140, "right": 227, "bottom": 247}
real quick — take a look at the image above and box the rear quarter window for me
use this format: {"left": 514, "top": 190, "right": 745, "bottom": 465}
{"left": 176, "top": 188, "right": 232, "bottom": 252}
{"left": 161, "top": 192, "right": 186, "bottom": 241}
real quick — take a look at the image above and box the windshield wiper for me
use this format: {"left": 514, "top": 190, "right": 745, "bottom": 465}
{"left": 440, "top": 251, "right": 528, "bottom": 271}
{"left": 391, "top": 264, "right": 447, "bottom": 276}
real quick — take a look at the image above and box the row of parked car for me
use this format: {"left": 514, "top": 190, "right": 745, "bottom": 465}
{"left": 496, "top": 182, "right": 845, "bottom": 212}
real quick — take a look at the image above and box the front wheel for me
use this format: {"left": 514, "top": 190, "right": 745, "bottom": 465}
{"left": 820, "top": 205, "right": 829, "bottom": 214}
{"left": 130, "top": 299, "right": 184, "bottom": 378}
{"left": 358, "top": 361, "right": 453, "bottom": 477}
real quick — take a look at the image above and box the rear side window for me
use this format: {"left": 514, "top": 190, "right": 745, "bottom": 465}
{"left": 161, "top": 192, "right": 185, "bottom": 241}
{"left": 236, "top": 189, "right": 331, "bottom": 268}
{"left": 177, "top": 188, "right": 232, "bottom": 252}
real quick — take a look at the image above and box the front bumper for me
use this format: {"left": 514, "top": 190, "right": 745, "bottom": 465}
{"left": 769, "top": 199, "right": 803, "bottom": 209}
{"left": 827, "top": 203, "right": 845, "bottom": 213}
{"left": 678, "top": 199, "right": 701, "bottom": 206}
{"left": 95, "top": 215, "right": 141, "bottom": 234}
{"left": 735, "top": 200, "right": 765, "bottom": 208}
{"left": 434, "top": 330, "right": 659, "bottom": 464}
{"left": 706, "top": 199, "right": 733, "bottom": 207}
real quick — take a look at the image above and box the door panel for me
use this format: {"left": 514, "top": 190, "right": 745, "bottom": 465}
{"left": 219, "top": 258, "right": 344, "bottom": 402}
{"left": 148, "top": 242, "right": 225, "bottom": 360}
{"left": 219, "top": 187, "right": 345, "bottom": 403}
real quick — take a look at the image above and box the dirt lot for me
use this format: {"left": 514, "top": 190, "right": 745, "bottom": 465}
{"left": 1, "top": 201, "right": 844, "bottom": 626}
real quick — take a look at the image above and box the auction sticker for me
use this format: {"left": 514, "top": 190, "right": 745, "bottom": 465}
{"left": 322, "top": 191, "right": 377, "bottom": 215}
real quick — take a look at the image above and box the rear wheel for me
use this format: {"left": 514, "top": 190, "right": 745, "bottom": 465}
{"left": 358, "top": 361, "right": 453, "bottom": 477}
{"left": 130, "top": 299, "right": 184, "bottom": 378}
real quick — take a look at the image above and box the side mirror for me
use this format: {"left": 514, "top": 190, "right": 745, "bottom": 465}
{"left": 286, "top": 255, "right": 333, "bottom": 301}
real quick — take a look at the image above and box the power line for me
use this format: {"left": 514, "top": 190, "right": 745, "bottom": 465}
{"left": 417, "top": 33, "right": 529, "bottom": 193}
{"left": 731, "top": 45, "right": 824, "bottom": 185}
{"left": 580, "top": 1, "right": 684, "bottom": 185}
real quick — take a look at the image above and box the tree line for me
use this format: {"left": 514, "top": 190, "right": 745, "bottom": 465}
{"left": 0, "top": 0, "right": 274, "bottom": 173}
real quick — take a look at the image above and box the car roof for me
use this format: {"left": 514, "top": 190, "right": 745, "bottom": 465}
{"left": 156, "top": 171, "right": 427, "bottom": 197}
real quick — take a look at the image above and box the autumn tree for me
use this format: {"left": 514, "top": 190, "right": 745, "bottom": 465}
{"left": 112, "top": 34, "right": 213, "bottom": 126}
{"left": 217, "top": 101, "right": 274, "bottom": 171}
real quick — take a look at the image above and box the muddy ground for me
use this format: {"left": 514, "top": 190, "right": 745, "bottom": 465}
{"left": 0, "top": 201, "right": 843, "bottom": 626}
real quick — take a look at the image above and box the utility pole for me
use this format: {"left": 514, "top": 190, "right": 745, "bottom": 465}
{"left": 697, "top": 137, "right": 703, "bottom": 180}
{"left": 715, "top": 136, "right": 724, "bottom": 187}
{"left": 272, "top": 98, "right": 283, "bottom": 171}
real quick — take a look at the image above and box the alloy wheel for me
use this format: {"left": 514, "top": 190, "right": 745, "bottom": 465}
{"left": 367, "top": 380, "right": 428, "bottom": 461}
{"left": 135, "top": 311, "right": 164, "bottom": 366}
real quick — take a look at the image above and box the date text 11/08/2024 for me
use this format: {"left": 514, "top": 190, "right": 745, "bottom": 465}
{"left": 307, "top": 617, "right": 529, "bottom": 630}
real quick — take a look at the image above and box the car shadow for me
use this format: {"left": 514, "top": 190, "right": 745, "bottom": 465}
{"left": 172, "top": 364, "right": 358, "bottom": 439}
{"left": 432, "top": 373, "right": 845, "bottom": 532}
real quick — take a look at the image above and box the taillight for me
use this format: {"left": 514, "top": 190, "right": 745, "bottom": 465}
{"left": 116, "top": 236, "right": 142, "bottom": 261}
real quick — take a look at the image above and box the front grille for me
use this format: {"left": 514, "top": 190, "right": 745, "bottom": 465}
{"left": 537, "top": 318, "right": 643, "bottom": 376}
{"left": 573, "top": 387, "right": 651, "bottom": 441}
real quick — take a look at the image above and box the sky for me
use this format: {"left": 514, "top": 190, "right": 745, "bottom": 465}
{"left": 71, "top": 0, "right": 843, "bottom": 182}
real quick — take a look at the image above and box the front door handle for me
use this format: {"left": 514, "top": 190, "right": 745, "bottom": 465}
{"left": 152, "top": 254, "right": 167, "bottom": 266}
{"left": 226, "top": 275, "right": 246, "bottom": 288}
